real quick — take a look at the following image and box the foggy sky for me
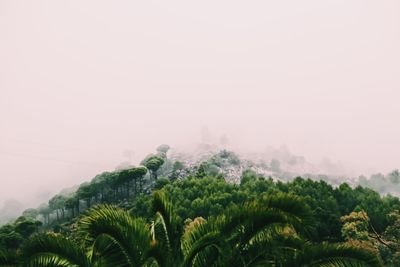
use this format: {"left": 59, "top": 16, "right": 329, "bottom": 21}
{"left": 1, "top": 0, "right": 400, "bottom": 208}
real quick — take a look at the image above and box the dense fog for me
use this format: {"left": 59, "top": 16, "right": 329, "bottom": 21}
{"left": 1, "top": 0, "right": 400, "bottom": 222}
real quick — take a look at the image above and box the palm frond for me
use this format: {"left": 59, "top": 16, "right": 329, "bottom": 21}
{"left": 181, "top": 231, "right": 224, "bottom": 267}
{"left": 24, "top": 254, "right": 73, "bottom": 267}
{"left": 20, "top": 233, "right": 90, "bottom": 267}
{"left": 239, "top": 232, "right": 303, "bottom": 267}
{"left": 142, "top": 242, "right": 168, "bottom": 267}
{"left": 151, "top": 191, "right": 182, "bottom": 261}
{"left": 77, "top": 204, "right": 151, "bottom": 267}
{"left": 218, "top": 202, "right": 295, "bottom": 248}
{"left": 260, "top": 193, "right": 315, "bottom": 236}
{"left": 182, "top": 194, "right": 315, "bottom": 267}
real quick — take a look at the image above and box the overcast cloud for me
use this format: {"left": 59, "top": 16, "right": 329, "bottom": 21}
{"left": 1, "top": 0, "right": 400, "bottom": 208}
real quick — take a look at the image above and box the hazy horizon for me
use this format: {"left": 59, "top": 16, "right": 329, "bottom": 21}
{"left": 1, "top": 0, "right": 400, "bottom": 210}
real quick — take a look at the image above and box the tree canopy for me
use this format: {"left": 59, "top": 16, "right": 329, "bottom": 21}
{"left": 1, "top": 147, "right": 399, "bottom": 266}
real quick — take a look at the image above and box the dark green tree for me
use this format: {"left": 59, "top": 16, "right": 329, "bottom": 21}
{"left": 144, "top": 156, "right": 164, "bottom": 180}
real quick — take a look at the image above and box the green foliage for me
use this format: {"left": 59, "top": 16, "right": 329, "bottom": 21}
{"left": 22, "top": 209, "right": 39, "bottom": 220}
{"left": 14, "top": 217, "right": 41, "bottom": 238}
{"left": 169, "top": 161, "right": 186, "bottom": 181}
{"left": 0, "top": 249, "right": 18, "bottom": 267}
{"left": 1, "top": 183, "right": 384, "bottom": 267}
{"left": 284, "top": 243, "right": 382, "bottom": 267}
{"left": 1, "top": 148, "right": 399, "bottom": 265}
{"left": 144, "top": 156, "right": 165, "bottom": 180}
{"left": 341, "top": 211, "right": 370, "bottom": 241}
{"left": 21, "top": 233, "right": 90, "bottom": 267}
{"left": 78, "top": 205, "right": 151, "bottom": 266}
{"left": 131, "top": 173, "right": 400, "bottom": 253}
{"left": 0, "top": 217, "right": 41, "bottom": 251}
{"left": 215, "top": 150, "right": 240, "bottom": 166}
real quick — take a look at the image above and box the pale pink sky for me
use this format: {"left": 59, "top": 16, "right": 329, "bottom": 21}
{"left": 1, "top": 0, "right": 400, "bottom": 207}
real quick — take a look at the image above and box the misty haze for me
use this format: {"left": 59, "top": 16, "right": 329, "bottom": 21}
{"left": 1, "top": 1, "right": 399, "bottom": 266}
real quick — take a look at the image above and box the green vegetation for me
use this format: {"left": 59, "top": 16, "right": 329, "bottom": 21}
{"left": 0, "top": 148, "right": 399, "bottom": 266}
{"left": 0, "top": 192, "right": 383, "bottom": 266}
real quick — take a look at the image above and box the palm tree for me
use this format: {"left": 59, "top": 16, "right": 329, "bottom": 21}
{"left": 16, "top": 191, "right": 382, "bottom": 267}
{"left": 18, "top": 211, "right": 152, "bottom": 267}
{"left": 180, "top": 193, "right": 314, "bottom": 267}
{"left": 20, "top": 233, "right": 90, "bottom": 267}
{"left": 76, "top": 205, "right": 153, "bottom": 267}
{"left": 154, "top": 192, "right": 382, "bottom": 267}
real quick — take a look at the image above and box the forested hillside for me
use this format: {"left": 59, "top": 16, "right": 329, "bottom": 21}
{"left": 1, "top": 146, "right": 400, "bottom": 266}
